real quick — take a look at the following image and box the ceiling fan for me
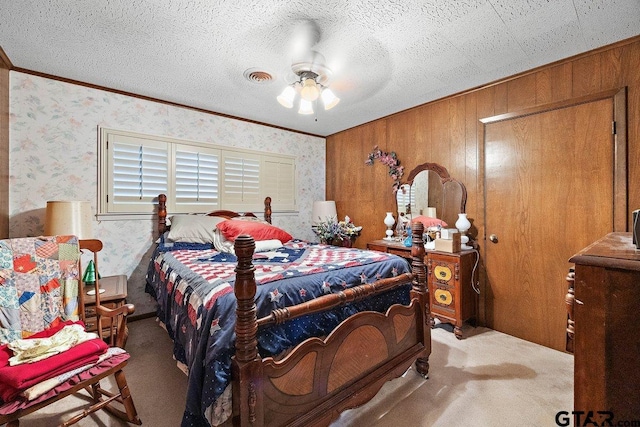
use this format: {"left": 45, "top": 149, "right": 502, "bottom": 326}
{"left": 276, "top": 20, "right": 340, "bottom": 115}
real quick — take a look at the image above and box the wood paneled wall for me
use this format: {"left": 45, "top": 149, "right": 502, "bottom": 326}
{"left": 0, "top": 48, "right": 9, "bottom": 239}
{"left": 327, "top": 36, "right": 640, "bottom": 249}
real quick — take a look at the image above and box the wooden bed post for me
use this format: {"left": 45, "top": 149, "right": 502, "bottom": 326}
{"left": 264, "top": 197, "right": 272, "bottom": 224}
{"left": 410, "top": 222, "right": 431, "bottom": 378}
{"left": 157, "top": 194, "right": 167, "bottom": 235}
{"left": 232, "top": 235, "right": 264, "bottom": 427}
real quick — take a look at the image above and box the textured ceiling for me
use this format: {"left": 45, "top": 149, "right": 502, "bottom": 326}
{"left": 1, "top": 0, "right": 639, "bottom": 136}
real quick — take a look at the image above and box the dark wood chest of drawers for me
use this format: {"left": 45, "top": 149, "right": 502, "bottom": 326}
{"left": 569, "top": 233, "right": 640, "bottom": 420}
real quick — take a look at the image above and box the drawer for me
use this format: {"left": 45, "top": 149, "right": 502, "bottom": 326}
{"left": 84, "top": 316, "right": 118, "bottom": 333}
{"left": 387, "top": 247, "right": 411, "bottom": 258}
{"left": 84, "top": 301, "right": 118, "bottom": 318}
{"left": 367, "top": 243, "right": 388, "bottom": 252}
{"left": 431, "top": 263, "right": 457, "bottom": 285}
{"left": 430, "top": 284, "right": 457, "bottom": 310}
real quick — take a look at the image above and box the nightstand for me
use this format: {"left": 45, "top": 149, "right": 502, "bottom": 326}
{"left": 427, "top": 250, "right": 477, "bottom": 339}
{"left": 84, "top": 274, "right": 128, "bottom": 335}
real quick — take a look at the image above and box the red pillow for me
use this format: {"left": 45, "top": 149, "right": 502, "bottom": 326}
{"left": 216, "top": 220, "right": 293, "bottom": 243}
{"left": 411, "top": 215, "right": 448, "bottom": 228}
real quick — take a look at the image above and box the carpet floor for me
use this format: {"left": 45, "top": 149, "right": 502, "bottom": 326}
{"left": 14, "top": 318, "right": 573, "bottom": 426}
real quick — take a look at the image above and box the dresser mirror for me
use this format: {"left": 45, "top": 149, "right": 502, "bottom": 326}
{"left": 396, "top": 162, "right": 467, "bottom": 227}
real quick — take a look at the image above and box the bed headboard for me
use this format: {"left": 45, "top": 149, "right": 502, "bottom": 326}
{"left": 157, "top": 194, "right": 272, "bottom": 235}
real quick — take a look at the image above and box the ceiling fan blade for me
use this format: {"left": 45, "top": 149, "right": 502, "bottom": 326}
{"left": 290, "top": 19, "right": 321, "bottom": 59}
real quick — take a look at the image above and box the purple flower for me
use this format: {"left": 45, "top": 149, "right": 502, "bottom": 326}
{"left": 365, "top": 146, "right": 404, "bottom": 190}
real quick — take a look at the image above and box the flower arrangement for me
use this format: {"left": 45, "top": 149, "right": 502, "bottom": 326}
{"left": 313, "top": 215, "right": 362, "bottom": 246}
{"left": 365, "top": 145, "right": 404, "bottom": 193}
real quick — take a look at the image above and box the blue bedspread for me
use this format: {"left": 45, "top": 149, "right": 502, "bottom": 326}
{"left": 146, "top": 239, "right": 410, "bottom": 426}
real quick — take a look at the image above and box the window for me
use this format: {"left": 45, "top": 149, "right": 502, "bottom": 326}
{"left": 98, "top": 127, "right": 296, "bottom": 217}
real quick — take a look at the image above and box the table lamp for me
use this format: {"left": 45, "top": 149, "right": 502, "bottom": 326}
{"left": 312, "top": 201, "right": 337, "bottom": 225}
{"left": 44, "top": 200, "right": 93, "bottom": 239}
{"left": 44, "top": 201, "right": 101, "bottom": 294}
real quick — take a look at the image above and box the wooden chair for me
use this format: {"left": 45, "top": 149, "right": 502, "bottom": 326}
{"left": 0, "top": 236, "right": 141, "bottom": 426}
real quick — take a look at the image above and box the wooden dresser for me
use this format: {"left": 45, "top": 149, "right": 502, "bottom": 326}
{"left": 569, "top": 232, "right": 640, "bottom": 420}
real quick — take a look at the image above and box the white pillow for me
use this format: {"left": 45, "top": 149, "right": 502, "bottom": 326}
{"left": 213, "top": 228, "right": 235, "bottom": 254}
{"left": 213, "top": 229, "right": 283, "bottom": 255}
{"left": 167, "top": 215, "right": 226, "bottom": 243}
{"left": 254, "top": 239, "right": 283, "bottom": 252}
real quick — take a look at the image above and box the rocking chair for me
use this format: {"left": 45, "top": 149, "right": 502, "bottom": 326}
{"left": 0, "top": 235, "right": 141, "bottom": 426}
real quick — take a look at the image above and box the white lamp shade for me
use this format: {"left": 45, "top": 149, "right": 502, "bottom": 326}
{"left": 425, "top": 207, "right": 437, "bottom": 218}
{"left": 298, "top": 98, "right": 314, "bottom": 115}
{"left": 321, "top": 88, "right": 340, "bottom": 110}
{"left": 312, "top": 201, "right": 337, "bottom": 225}
{"left": 300, "top": 78, "right": 320, "bottom": 101}
{"left": 44, "top": 201, "right": 93, "bottom": 239}
{"left": 277, "top": 86, "right": 295, "bottom": 108}
{"left": 455, "top": 213, "right": 471, "bottom": 233}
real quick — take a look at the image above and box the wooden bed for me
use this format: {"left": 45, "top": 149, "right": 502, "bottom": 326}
{"left": 153, "top": 194, "right": 430, "bottom": 426}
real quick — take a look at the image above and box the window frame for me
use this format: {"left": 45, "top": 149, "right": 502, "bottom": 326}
{"left": 97, "top": 127, "right": 297, "bottom": 220}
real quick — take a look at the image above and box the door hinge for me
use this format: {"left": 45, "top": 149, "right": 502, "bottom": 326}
{"left": 612, "top": 121, "right": 616, "bottom": 135}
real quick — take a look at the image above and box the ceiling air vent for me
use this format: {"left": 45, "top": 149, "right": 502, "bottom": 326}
{"left": 243, "top": 68, "right": 274, "bottom": 84}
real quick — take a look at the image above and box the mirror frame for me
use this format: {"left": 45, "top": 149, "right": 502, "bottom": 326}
{"left": 403, "top": 162, "right": 467, "bottom": 225}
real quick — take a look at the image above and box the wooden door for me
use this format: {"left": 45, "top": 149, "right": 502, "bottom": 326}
{"left": 483, "top": 96, "right": 620, "bottom": 351}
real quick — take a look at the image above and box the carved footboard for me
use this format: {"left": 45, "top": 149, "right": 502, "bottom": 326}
{"left": 260, "top": 300, "right": 427, "bottom": 426}
{"left": 232, "top": 225, "right": 430, "bottom": 427}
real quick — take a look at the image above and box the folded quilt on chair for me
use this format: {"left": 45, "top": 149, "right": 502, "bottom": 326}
{"left": 21, "top": 346, "right": 126, "bottom": 401}
{"left": 0, "top": 350, "right": 130, "bottom": 416}
{"left": 0, "top": 320, "right": 82, "bottom": 366}
{"left": 0, "top": 323, "right": 108, "bottom": 402}
{"left": 8, "top": 323, "right": 98, "bottom": 365}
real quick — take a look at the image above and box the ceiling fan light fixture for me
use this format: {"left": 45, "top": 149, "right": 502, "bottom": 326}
{"left": 277, "top": 85, "right": 296, "bottom": 108}
{"left": 278, "top": 48, "right": 338, "bottom": 115}
{"left": 321, "top": 88, "right": 340, "bottom": 110}
{"left": 300, "top": 78, "right": 320, "bottom": 101}
{"left": 298, "top": 98, "right": 314, "bottom": 115}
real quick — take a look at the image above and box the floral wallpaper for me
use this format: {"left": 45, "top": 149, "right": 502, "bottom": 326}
{"left": 9, "top": 72, "right": 325, "bottom": 306}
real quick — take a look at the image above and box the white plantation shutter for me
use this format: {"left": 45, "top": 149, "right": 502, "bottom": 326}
{"left": 410, "top": 183, "right": 417, "bottom": 215}
{"left": 222, "top": 153, "right": 261, "bottom": 211}
{"left": 262, "top": 157, "right": 295, "bottom": 211}
{"left": 108, "top": 135, "right": 168, "bottom": 213}
{"left": 396, "top": 185, "right": 410, "bottom": 214}
{"left": 175, "top": 145, "right": 220, "bottom": 211}
{"left": 98, "top": 128, "right": 297, "bottom": 216}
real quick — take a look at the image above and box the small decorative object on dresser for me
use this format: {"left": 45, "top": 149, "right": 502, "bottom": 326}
{"left": 427, "top": 250, "right": 477, "bottom": 339}
{"left": 455, "top": 213, "right": 472, "bottom": 250}
{"left": 383, "top": 211, "right": 395, "bottom": 240}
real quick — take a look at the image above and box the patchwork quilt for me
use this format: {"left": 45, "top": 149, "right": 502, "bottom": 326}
{"left": 0, "top": 236, "right": 81, "bottom": 344}
{"left": 146, "top": 239, "right": 411, "bottom": 426}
